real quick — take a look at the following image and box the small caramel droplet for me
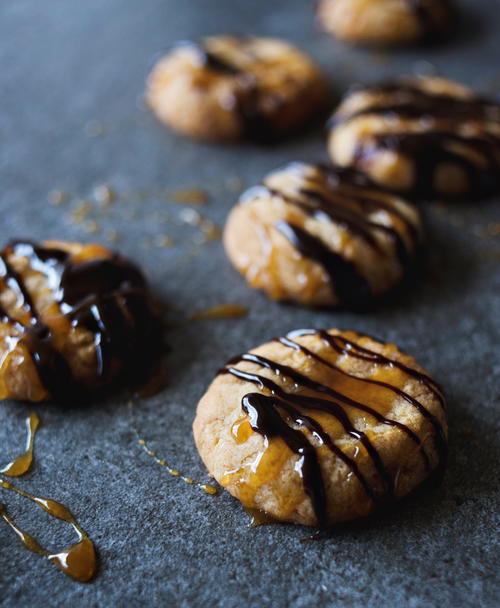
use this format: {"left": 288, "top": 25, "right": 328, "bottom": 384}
{"left": 245, "top": 508, "right": 276, "bottom": 527}
{"left": 201, "top": 484, "right": 218, "bottom": 495}
{"left": 190, "top": 303, "right": 248, "bottom": 321}
{"left": 167, "top": 188, "right": 208, "bottom": 205}
{"left": 231, "top": 418, "right": 253, "bottom": 444}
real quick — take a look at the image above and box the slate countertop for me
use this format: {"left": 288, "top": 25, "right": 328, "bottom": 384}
{"left": 0, "top": 1, "right": 499, "bottom": 606}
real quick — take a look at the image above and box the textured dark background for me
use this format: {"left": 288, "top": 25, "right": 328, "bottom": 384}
{"left": 0, "top": 1, "right": 499, "bottom": 606}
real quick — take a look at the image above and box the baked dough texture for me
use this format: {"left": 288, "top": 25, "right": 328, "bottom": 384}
{"left": 0, "top": 240, "right": 162, "bottom": 402}
{"left": 317, "top": 0, "right": 453, "bottom": 47}
{"left": 328, "top": 76, "right": 500, "bottom": 199}
{"left": 193, "top": 329, "right": 447, "bottom": 527}
{"left": 146, "top": 36, "right": 328, "bottom": 142}
{"left": 224, "top": 162, "right": 422, "bottom": 308}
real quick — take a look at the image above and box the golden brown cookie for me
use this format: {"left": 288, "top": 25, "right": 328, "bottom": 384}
{"left": 146, "top": 36, "right": 328, "bottom": 142}
{"left": 193, "top": 329, "right": 447, "bottom": 527}
{"left": 327, "top": 76, "right": 500, "bottom": 199}
{"left": 0, "top": 240, "right": 163, "bottom": 402}
{"left": 317, "top": 0, "right": 453, "bottom": 47}
{"left": 223, "top": 162, "right": 422, "bottom": 308}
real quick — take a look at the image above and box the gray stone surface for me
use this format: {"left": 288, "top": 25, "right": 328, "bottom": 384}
{"left": 0, "top": 0, "right": 499, "bottom": 606}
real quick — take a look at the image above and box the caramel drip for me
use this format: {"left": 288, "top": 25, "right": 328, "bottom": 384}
{"left": 189, "top": 303, "right": 248, "bottom": 321}
{"left": 128, "top": 401, "right": 217, "bottom": 495}
{"left": 0, "top": 479, "right": 96, "bottom": 582}
{"left": 332, "top": 82, "right": 500, "bottom": 198}
{"left": 218, "top": 331, "right": 446, "bottom": 527}
{"left": 0, "top": 412, "right": 40, "bottom": 477}
{"left": 0, "top": 240, "right": 163, "bottom": 401}
{"left": 244, "top": 507, "right": 276, "bottom": 527}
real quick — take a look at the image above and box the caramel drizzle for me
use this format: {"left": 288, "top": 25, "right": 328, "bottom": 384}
{"left": 128, "top": 401, "right": 217, "bottom": 495}
{"left": 218, "top": 330, "right": 446, "bottom": 527}
{"left": 331, "top": 83, "right": 500, "bottom": 198}
{"left": 0, "top": 413, "right": 96, "bottom": 582}
{"left": 0, "top": 480, "right": 96, "bottom": 583}
{"left": 0, "top": 240, "right": 162, "bottom": 400}
{"left": 244, "top": 164, "right": 419, "bottom": 306}
{"left": 1, "top": 412, "right": 40, "bottom": 476}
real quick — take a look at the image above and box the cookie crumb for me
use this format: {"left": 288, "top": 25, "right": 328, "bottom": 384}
{"left": 48, "top": 190, "right": 69, "bottom": 206}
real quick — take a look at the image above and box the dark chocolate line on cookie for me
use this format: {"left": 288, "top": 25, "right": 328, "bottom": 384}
{"left": 275, "top": 221, "right": 372, "bottom": 308}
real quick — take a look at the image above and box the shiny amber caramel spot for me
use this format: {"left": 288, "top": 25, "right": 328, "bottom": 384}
{"left": 190, "top": 303, "right": 248, "bottom": 321}
{"left": 221, "top": 437, "right": 303, "bottom": 517}
{"left": 231, "top": 418, "right": 253, "bottom": 444}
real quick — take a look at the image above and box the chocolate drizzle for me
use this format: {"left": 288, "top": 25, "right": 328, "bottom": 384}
{"left": 218, "top": 330, "right": 447, "bottom": 527}
{"left": 0, "top": 240, "right": 163, "bottom": 401}
{"left": 275, "top": 221, "right": 372, "bottom": 308}
{"left": 331, "top": 81, "right": 500, "bottom": 198}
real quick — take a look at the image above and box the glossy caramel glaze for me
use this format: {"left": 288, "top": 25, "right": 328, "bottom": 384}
{"left": 214, "top": 329, "right": 446, "bottom": 527}
{"left": 0, "top": 240, "right": 164, "bottom": 402}
{"left": 329, "top": 78, "right": 500, "bottom": 198}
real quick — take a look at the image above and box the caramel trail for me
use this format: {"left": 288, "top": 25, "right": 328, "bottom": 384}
{"left": 0, "top": 412, "right": 97, "bottom": 582}
{"left": 0, "top": 480, "right": 96, "bottom": 583}
{"left": 128, "top": 401, "right": 217, "bottom": 495}
{"left": 218, "top": 329, "right": 446, "bottom": 527}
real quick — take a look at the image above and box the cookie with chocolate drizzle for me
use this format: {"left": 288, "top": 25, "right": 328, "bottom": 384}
{"left": 317, "top": 0, "right": 453, "bottom": 47}
{"left": 193, "top": 329, "right": 447, "bottom": 527}
{"left": 328, "top": 76, "right": 500, "bottom": 199}
{"left": 146, "top": 36, "right": 328, "bottom": 142}
{"left": 223, "top": 162, "right": 422, "bottom": 308}
{"left": 0, "top": 240, "right": 163, "bottom": 402}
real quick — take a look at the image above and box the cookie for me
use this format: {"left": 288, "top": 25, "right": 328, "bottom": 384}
{"left": 146, "top": 36, "right": 327, "bottom": 142}
{"left": 0, "top": 240, "right": 163, "bottom": 402}
{"left": 317, "top": 0, "right": 453, "bottom": 47}
{"left": 193, "top": 329, "right": 447, "bottom": 527}
{"left": 223, "top": 162, "right": 422, "bottom": 308}
{"left": 328, "top": 76, "right": 500, "bottom": 199}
